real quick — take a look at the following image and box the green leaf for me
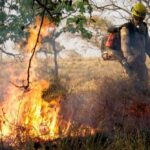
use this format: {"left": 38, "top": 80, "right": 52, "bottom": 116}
{"left": 0, "top": 0, "right": 93, "bottom": 44}
{"left": 10, "top": 4, "right": 18, "bottom": 10}
{"left": 0, "top": 12, "right": 7, "bottom": 22}
{"left": 67, "top": 25, "right": 78, "bottom": 33}
{"left": 80, "top": 28, "right": 92, "bottom": 39}
{"left": 76, "top": 1, "right": 85, "bottom": 13}
{"left": 66, "top": 17, "right": 76, "bottom": 24}
{"left": 20, "top": 0, "right": 33, "bottom": 8}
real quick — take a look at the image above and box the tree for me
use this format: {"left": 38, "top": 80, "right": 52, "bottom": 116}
{"left": 2, "top": 0, "right": 150, "bottom": 90}
{"left": 0, "top": 0, "right": 92, "bottom": 44}
{"left": 91, "top": 0, "right": 150, "bottom": 24}
{"left": 0, "top": 0, "right": 93, "bottom": 90}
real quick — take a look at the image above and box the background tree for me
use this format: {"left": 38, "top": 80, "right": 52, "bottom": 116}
{"left": 91, "top": 0, "right": 150, "bottom": 25}
{"left": 0, "top": 0, "right": 93, "bottom": 90}
{"left": 1, "top": 0, "right": 150, "bottom": 90}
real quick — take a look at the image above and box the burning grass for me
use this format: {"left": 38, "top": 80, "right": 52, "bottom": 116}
{"left": 1, "top": 14, "right": 150, "bottom": 149}
{"left": 0, "top": 57, "right": 150, "bottom": 149}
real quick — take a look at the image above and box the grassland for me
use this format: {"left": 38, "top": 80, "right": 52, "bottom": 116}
{"left": 0, "top": 57, "right": 150, "bottom": 149}
{"left": 37, "top": 57, "right": 150, "bottom": 149}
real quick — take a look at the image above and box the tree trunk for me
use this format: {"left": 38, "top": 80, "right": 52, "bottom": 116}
{"left": 0, "top": 0, "right": 4, "bottom": 62}
{"left": 0, "top": 51, "right": 2, "bottom": 62}
{"left": 51, "top": 40, "right": 59, "bottom": 82}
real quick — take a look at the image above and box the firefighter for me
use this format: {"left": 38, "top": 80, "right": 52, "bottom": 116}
{"left": 120, "top": 2, "right": 150, "bottom": 92}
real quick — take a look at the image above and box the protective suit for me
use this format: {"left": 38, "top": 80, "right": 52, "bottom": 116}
{"left": 120, "top": 21, "right": 150, "bottom": 91}
{"left": 120, "top": 2, "right": 150, "bottom": 92}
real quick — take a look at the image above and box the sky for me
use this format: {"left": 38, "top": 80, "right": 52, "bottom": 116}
{"left": 57, "top": 32, "right": 101, "bottom": 58}
{"left": 2, "top": 0, "right": 139, "bottom": 57}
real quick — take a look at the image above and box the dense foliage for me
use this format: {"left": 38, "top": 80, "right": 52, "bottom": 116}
{"left": 0, "top": 0, "right": 92, "bottom": 44}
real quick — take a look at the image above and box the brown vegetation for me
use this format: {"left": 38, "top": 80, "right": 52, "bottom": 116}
{"left": 34, "top": 56, "right": 150, "bottom": 132}
{"left": 0, "top": 57, "right": 150, "bottom": 149}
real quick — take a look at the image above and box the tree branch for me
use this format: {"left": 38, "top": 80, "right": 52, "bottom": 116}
{"left": 10, "top": 1, "right": 47, "bottom": 90}
{"left": 91, "top": 1, "right": 131, "bottom": 16}
{"left": 25, "top": 11, "right": 46, "bottom": 90}
{"left": 0, "top": 47, "right": 20, "bottom": 58}
{"left": 35, "top": 0, "right": 54, "bottom": 20}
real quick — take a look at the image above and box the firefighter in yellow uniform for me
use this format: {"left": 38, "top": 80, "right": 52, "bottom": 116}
{"left": 120, "top": 2, "right": 150, "bottom": 92}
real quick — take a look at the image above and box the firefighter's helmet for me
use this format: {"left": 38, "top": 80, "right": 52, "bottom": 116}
{"left": 131, "top": 2, "right": 147, "bottom": 18}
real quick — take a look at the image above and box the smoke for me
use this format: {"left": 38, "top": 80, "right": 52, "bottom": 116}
{"left": 1, "top": 56, "right": 150, "bottom": 138}
{"left": 60, "top": 77, "right": 150, "bottom": 133}
{"left": 0, "top": 60, "right": 30, "bottom": 97}
{"left": 60, "top": 91, "right": 100, "bottom": 127}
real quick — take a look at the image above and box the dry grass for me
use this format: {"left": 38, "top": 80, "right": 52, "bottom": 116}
{"left": 58, "top": 58, "right": 126, "bottom": 92}
{"left": 0, "top": 57, "right": 150, "bottom": 149}
{"left": 54, "top": 57, "right": 150, "bottom": 132}
{"left": 57, "top": 57, "right": 150, "bottom": 149}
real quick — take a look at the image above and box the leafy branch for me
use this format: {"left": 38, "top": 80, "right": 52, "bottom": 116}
{"left": 10, "top": 1, "right": 47, "bottom": 90}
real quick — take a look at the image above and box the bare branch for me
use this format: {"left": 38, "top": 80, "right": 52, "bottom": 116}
{"left": 0, "top": 47, "right": 20, "bottom": 58}
{"left": 90, "top": 0, "right": 133, "bottom": 23}
{"left": 91, "top": 2, "right": 130, "bottom": 16}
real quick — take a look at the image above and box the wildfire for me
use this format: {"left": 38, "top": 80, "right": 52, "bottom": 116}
{"left": 0, "top": 80, "right": 61, "bottom": 141}
{"left": 25, "top": 16, "right": 55, "bottom": 52}
{"left": 0, "top": 15, "right": 97, "bottom": 148}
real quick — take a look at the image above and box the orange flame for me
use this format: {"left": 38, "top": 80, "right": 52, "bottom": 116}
{"left": 0, "top": 80, "right": 62, "bottom": 141}
{"left": 18, "top": 80, "right": 61, "bottom": 140}
{"left": 25, "top": 16, "right": 55, "bottom": 52}
{"left": 0, "top": 16, "right": 60, "bottom": 143}
{"left": 0, "top": 16, "right": 97, "bottom": 147}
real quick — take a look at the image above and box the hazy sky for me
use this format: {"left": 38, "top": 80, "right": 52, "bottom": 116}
{"left": 3, "top": 0, "right": 138, "bottom": 55}
{"left": 91, "top": 0, "right": 138, "bottom": 25}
